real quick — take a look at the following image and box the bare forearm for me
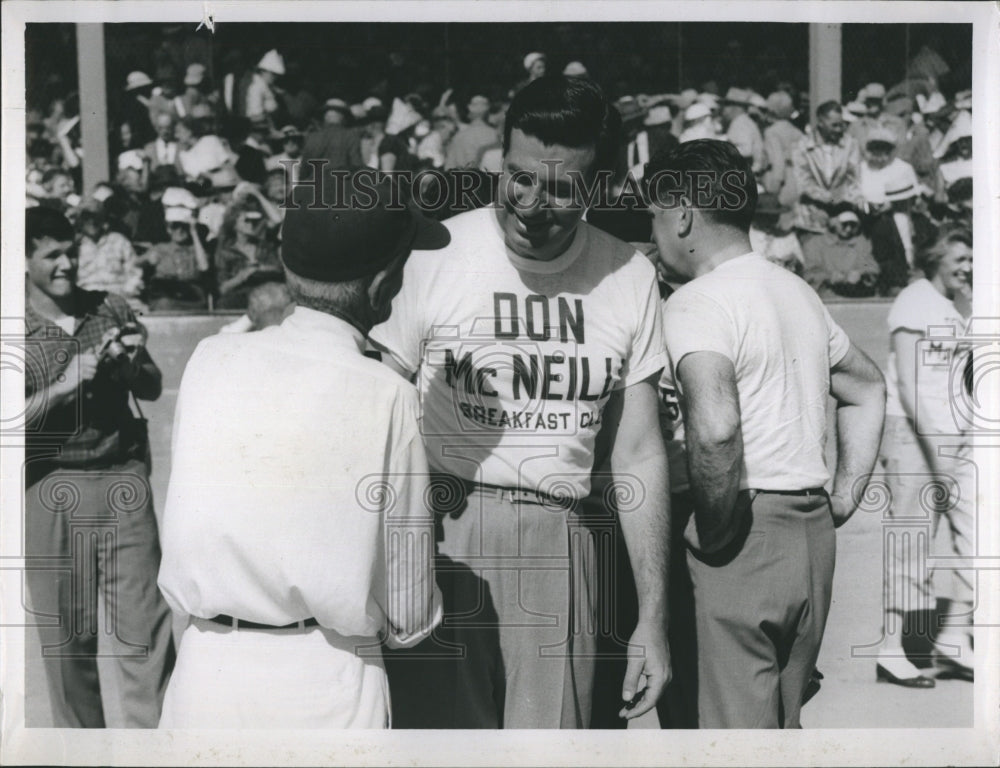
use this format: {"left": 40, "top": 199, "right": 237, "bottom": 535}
{"left": 612, "top": 451, "right": 670, "bottom": 621}
{"left": 832, "top": 398, "right": 885, "bottom": 519}
{"left": 687, "top": 430, "right": 744, "bottom": 551}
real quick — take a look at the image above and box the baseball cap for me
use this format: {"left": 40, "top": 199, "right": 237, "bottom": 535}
{"left": 117, "top": 149, "right": 146, "bottom": 172}
{"left": 866, "top": 127, "right": 898, "bottom": 148}
{"left": 563, "top": 61, "right": 588, "bottom": 77}
{"left": 281, "top": 177, "right": 451, "bottom": 282}
{"left": 644, "top": 104, "right": 673, "bottom": 127}
{"left": 721, "top": 87, "right": 754, "bottom": 106}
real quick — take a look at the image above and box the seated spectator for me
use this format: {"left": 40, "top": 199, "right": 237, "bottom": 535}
{"left": 936, "top": 110, "right": 972, "bottom": 188}
{"left": 175, "top": 116, "right": 240, "bottom": 190}
{"left": 265, "top": 125, "right": 304, "bottom": 185}
{"left": 380, "top": 98, "right": 423, "bottom": 172}
{"left": 823, "top": 206, "right": 880, "bottom": 298}
{"left": 176, "top": 63, "right": 217, "bottom": 120}
{"left": 263, "top": 167, "right": 289, "bottom": 210}
{"left": 860, "top": 128, "right": 922, "bottom": 291}
{"left": 679, "top": 102, "right": 719, "bottom": 143}
{"left": 445, "top": 93, "right": 497, "bottom": 170}
{"left": 36, "top": 168, "right": 79, "bottom": 213}
{"left": 245, "top": 49, "right": 285, "bottom": 125}
{"left": 749, "top": 192, "right": 804, "bottom": 276}
{"left": 144, "top": 112, "right": 178, "bottom": 170}
{"left": 75, "top": 203, "right": 145, "bottom": 310}
{"left": 360, "top": 105, "right": 387, "bottom": 170}
{"left": 141, "top": 203, "right": 210, "bottom": 311}
{"left": 132, "top": 164, "right": 181, "bottom": 247}
{"left": 214, "top": 194, "right": 283, "bottom": 310}
{"left": 417, "top": 107, "right": 458, "bottom": 169}
{"left": 235, "top": 116, "right": 275, "bottom": 186}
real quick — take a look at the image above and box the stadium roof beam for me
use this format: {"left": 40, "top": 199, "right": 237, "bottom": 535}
{"left": 809, "top": 23, "right": 842, "bottom": 127}
{"left": 76, "top": 23, "right": 109, "bottom": 196}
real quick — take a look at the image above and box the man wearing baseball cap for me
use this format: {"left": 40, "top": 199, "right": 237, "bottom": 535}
{"left": 244, "top": 48, "right": 284, "bottom": 123}
{"left": 371, "top": 75, "right": 672, "bottom": 729}
{"left": 157, "top": 178, "right": 448, "bottom": 728}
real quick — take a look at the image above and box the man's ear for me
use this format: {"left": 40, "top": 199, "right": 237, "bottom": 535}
{"left": 366, "top": 255, "right": 405, "bottom": 313}
{"left": 677, "top": 194, "right": 695, "bottom": 238}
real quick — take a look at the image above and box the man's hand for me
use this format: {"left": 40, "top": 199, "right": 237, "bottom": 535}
{"left": 620, "top": 618, "right": 671, "bottom": 720}
{"left": 828, "top": 491, "right": 854, "bottom": 528}
{"left": 59, "top": 350, "right": 99, "bottom": 394}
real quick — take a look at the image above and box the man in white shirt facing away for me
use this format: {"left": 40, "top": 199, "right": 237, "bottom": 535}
{"left": 157, "top": 177, "right": 449, "bottom": 729}
{"left": 644, "top": 139, "right": 886, "bottom": 728}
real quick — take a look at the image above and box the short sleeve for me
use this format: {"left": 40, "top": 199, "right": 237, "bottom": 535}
{"left": 822, "top": 304, "right": 851, "bottom": 367}
{"left": 368, "top": 255, "right": 430, "bottom": 375}
{"left": 662, "top": 287, "right": 738, "bottom": 370}
{"left": 886, "top": 284, "right": 930, "bottom": 335}
{"left": 617, "top": 261, "right": 667, "bottom": 388}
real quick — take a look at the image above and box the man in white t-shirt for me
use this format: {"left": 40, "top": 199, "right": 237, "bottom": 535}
{"left": 371, "top": 75, "right": 671, "bottom": 729}
{"left": 644, "top": 139, "right": 886, "bottom": 728}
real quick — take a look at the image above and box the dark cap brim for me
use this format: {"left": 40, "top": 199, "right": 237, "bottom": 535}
{"left": 409, "top": 210, "right": 451, "bottom": 251}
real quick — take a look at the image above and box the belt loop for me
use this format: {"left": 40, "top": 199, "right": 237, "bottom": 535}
{"left": 231, "top": 616, "right": 238, "bottom": 630}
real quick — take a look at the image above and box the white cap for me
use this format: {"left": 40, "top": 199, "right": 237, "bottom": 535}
{"left": 523, "top": 52, "right": 546, "bottom": 71}
{"left": 257, "top": 49, "right": 285, "bottom": 75}
{"left": 362, "top": 96, "right": 384, "bottom": 112}
{"left": 916, "top": 92, "right": 947, "bottom": 114}
{"left": 563, "top": 61, "right": 588, "bottom": 77}
{"left": 164, "top": 206, "right": 194, "bottom": 223}
{"left": 117, "top": 149, "right": 146, "bottom": 172}
{"left": 125, "top": 71, "right": 153, "bottom": 91}
{"left": 934, "top": 109, "right": 972, "bottom": 158}
{"left": 684, "top": 103, "right": 712, "bottom": 122}
{"left": 644, "top": 105, "right": 673, "bottom": 127}
{"left": 161, "top": 186, "right": 200, "bottom": 210}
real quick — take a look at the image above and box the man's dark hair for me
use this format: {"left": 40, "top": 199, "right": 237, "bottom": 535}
{"left": 643, "top": 139, "right": 758, "bottom": 232}
{"left": 26, "top": 206, "right": 75, "bottom": 253}
{"left": 503, "top": 75, "right": 622, "bottom": 176}
{"left": 816, "top": 100, "right": 843, "bottom": 120}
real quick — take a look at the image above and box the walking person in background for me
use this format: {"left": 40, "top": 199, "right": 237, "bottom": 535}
{"left": 873, "top": 225, "right": 974, "bottom": 688}
{"left": 645, "top": 139, "right": 886, "bottom": 728}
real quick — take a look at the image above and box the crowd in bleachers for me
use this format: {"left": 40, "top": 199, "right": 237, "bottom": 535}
{"left": 25, "top": 43, "right": 973, "bottom": 311}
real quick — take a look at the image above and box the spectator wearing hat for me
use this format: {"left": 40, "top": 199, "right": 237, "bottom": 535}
{"left": 147, "top": 65, "right": 183, "bottom": 123}
{"left": 720, "top": 88, "right": 766, "bottom": 174}
{"left": 175, "top": 63, "right": 216, "bottom": 120}
{"left": 524, "top": 51, "right": 547, "bottom": 81}
{"left": 360, "top": 105, "right": 388, "bottom": 170}
{"left": 156, "top": 178, "right": 447, "bottom": 729}
{"left": 628, "top": 100, "right": 678, "bottom": 178}
{"left": 417, "top": 107, "right": 458, "bottom": 169}
{"left": 380, "top": 97, "right": 423, "bottom": 173}
{"left": 887, "top": 95, "right": 943, "bottom": 202}
{"left": 848, "top": 82, "right": 907, "bottom": 151}
{"left": 445, "top": 94, "right": 498, "bottom": 170}
{"left": 144, "top": 112, "right": 178, "bottom": 170}
{"left": 761, "top": 91, "right": 805, "bottom": 231}
{"left": 266, "top": 125, "right": 305, "bottom": 185}
{"left": 821, "top": 204, "right": 880, "bottom": 297}
{"left": 37, "top": 167, "right": 78, "bottom": 214}
{"left": 235, "top": 116, "right": 277, "bottom": 187}
{"left": 174, "top": 115, "right": 240, "bottom": 191}
{"left": 141, "top": 188, "right": 211, "bottom": 310}
{"left": 245, "top": 49, "right": 285, "bottom": 123}
{"left": 861, "top": 128, "right": 923, "bottom": 294}
{"left": 214, "top": 192, "right": 283, "bottom": 310}
{"left": 679, "top": 102, "right": 720, "bottom": 143}
{"left": 76, "top": 202, "right": 145, "bottom": 311}
{"left": 935, "top": 109, "right": 972, "bottom": 187}
{"left": 132, "top": 164, "right": 181, "bottom": 247}
{"left": 122, "top": 71, "right": 157, "bottom": 149}
{"left": 300, "top": 97, "right": 364, "bottom": 177}
{"left": 792, "top": 100, "right": 865, "bottom": 291}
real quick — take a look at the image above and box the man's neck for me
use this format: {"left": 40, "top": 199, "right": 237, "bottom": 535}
{"left": 28, "top": 285, "right": 76, "bottom": 321}
{"left": 690, "top": 235, "right": 754, "bottom": 278}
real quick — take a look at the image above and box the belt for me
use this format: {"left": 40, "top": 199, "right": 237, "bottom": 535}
{"left": 462, "top": 480, "right": 576, "bottom": 509}
{"left": 752, "top": 487, "right": 827, "bottom": 497}
{"left": 207, "top": 614, "right": 319, "bottom": 631}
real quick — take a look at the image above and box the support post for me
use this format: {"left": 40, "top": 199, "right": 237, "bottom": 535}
{"left": 76, "top": 24, "right": 109, "bottom": 196}
{"left": 809, "top": 23, "right": 842, "bottom": 127}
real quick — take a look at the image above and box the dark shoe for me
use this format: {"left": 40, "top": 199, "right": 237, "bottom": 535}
{"left": 876, "top": 662, "right": 936, "bottom": 688}
{"left": 934, "top": 653, "right": 974, "bottom": 682}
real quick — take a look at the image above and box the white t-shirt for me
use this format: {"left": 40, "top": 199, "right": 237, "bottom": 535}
{"left": 861, "top": 157, "right": 920, "bottom": 205}
{"left": 370, "top": 206, "right": 667, "bottom": 499}
{"left": 885, "top": 278, "right": 970, "bottom": 434}
{"left": 661, "top": 253, "right": 851, "bottom": 491}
